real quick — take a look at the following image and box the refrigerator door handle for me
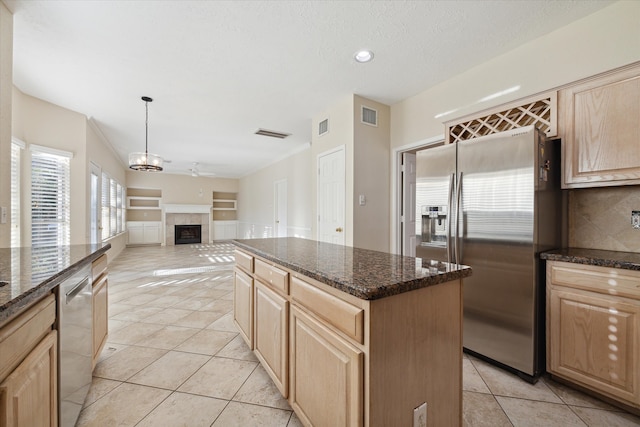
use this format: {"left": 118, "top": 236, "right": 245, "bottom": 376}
{"left": 455, "top": 172, "right": 463, "bottom": 265}
{"left": 446, "top": 173, "right": 455, "bottom": 264}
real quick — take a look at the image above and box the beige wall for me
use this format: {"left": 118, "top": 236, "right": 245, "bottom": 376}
{"left": 390, "top": 1, "right": 640, "bottom": 150}
{"left": 0, "top": 2, "right": 11, "bottom": 248}
{"left": 311, "top": 94, "right": 354, "bottom": 244}
{"left": 13, "top": 88, "right": 88, "bottom": 246}
{"left": 237, "top": 146, "right": 312, "bottom": 239}
{"left": 126, "top": 171, "right": 238, "bottom": 206}
{"left": 353, "top": 95, "right": 390, "bottom": 252}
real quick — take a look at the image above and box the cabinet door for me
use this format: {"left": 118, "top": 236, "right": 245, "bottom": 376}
{"left": 254, "top": 280, "right": 288, "bottom": 397}
{"left": 233, "top": 269, "right": 253, "bottom": 349}
{"left": 213, "top": 224, "right": 225, "bottom": 240}
{"left": 290, "top": 306, "right": 363, "bottom": 427}
{"left": 0, "top": 330, "right": 58, "bottom": 427}
{"left": 548, "top": 287, "right": 639, "bottom": 405}
{"left": 223, "top": 223, "right": 237, "bottom": 239}
{"left": 143, "top": 224, "right": 161, "bottom": 244}
{"left": 561, "top": 66, "right": 640, "bottom": 188}
{"left": 93, "top": 274, "right": 108, "bottom": 368}
{"left": 127, "top": 226, "right": 144, "bottom": 244}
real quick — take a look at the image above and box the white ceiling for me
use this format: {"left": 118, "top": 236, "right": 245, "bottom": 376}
{"left": 6, "top": 0, "right": 612, "bottom": 178}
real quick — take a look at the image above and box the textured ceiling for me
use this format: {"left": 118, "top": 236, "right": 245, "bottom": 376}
{"left": 6, "top": 0, "right": 612, "bottom": 177}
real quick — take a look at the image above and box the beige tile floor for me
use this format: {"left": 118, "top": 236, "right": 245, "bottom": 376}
{"left": 77, "top": 242, "right": 640, "bottom": 427}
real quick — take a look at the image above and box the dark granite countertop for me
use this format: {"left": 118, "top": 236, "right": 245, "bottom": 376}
{"left": 0, "top": 243, "right": 111, "bottom": 323}
{"left": 540, "top": 248, "right": 640, "bottom": 271}
{"left": 232, "top": 237, "right": 471, "bottom": 300}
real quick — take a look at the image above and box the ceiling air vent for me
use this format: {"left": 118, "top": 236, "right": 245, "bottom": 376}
{"left": 318, "top": 118, "right": 329, "bottom": 136}
{"left": 361, "top": 106, "right": 378, "bottom": 126}
{"left": 255, "top": 128, "right": 291, "bottom": 139}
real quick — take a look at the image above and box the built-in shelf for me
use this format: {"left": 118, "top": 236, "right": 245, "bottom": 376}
{"left": 212, "top": 191, "right": 238, "bottom": 216}
{"left": 127, "top": 196, "right": 162, "bottom": 210}
{"left": 212, "top": 199, "right": 237, "bottom": 210}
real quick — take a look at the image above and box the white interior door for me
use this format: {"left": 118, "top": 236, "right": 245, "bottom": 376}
{"left": 402, "top": 153, "right": 416, "bottom": 256}
{"left": 89, "top": 162, "right": 101, "bottom": 244}
{"left": 317, "top": 147, "right": 345, "bottom": 245}
{"left": 274, "top": 179, "right": 287, "bottom": 237}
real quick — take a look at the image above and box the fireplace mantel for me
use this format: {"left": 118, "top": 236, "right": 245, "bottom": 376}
{"left": 164, "top": 204, "right": 211, "bottom": 214}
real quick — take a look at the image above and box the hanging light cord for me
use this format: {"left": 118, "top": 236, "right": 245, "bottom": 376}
{"left": 145, "top": 99, "right": 149, "bottom": 156}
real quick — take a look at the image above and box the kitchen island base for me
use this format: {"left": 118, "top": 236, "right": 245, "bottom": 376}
{"left": 233, "top": 238, "right": 468, "bottom": 427}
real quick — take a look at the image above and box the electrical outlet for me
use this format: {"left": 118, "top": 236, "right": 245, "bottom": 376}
{"left": 413, "top": 402, "right": 427, "bottom": 427}
{"left": 632, "top": 211, "right": 640, "bottom": 229}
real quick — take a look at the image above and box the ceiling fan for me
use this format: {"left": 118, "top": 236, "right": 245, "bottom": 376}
{"left": 189, "top": 162, "right": 216, "bottom": 177}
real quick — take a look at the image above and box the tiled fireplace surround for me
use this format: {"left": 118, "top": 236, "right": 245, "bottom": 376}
{"left": 165, "top": 213, "right": 210, "bottom": 246}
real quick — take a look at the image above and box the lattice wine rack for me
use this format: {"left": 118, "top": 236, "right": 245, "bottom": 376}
{"left": 445, "top": 92, "right": 557, "bottom": 144}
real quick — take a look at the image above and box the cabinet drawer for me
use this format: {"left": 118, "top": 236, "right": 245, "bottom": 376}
{"left": 234, "top": 250, "right": 254, "bottom": 273}
{"left": 549, "top": 261, "right": 640, "bottom": 300}
{"left": 255, "top": 259, "right": 289, "bottom": 294}
{"left": 91, "top": 254, "right": 108, "bottom": 281}
{"left": 291, "top": 276, "right": 364, "bottom": 344}
{"left": 0, "top": 294, "right": 56, "bottom": 381}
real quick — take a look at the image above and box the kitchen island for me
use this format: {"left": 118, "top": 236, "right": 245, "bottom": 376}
{"left": 0, "top": 243, "right": 110, "bottom": 427}
{"left": 232, "top": 237, "right": 471, "bottom": 427}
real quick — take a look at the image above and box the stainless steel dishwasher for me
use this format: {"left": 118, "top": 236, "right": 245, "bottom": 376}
{"left": 57, "top": 266, "right": 93, "bottom": 427}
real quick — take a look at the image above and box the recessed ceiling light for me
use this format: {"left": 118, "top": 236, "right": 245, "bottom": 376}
{"left": 354, "top": 50, "right": 374, "bottom": 63}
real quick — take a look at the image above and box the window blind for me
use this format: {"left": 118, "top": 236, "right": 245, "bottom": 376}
{"left": 101, "top": 172, "right": 110, "bottom": 240}
{"left": 11, "top": 140, "right": 24, "bottom": 248}
{"left": 31, "top": 149, "right": 71, "bottom": 247}
{"left": 116, "top": 183, "right": 123, "bottom": 234}
{"left": 110, "top": 179, "right": 117, "bottom": 237}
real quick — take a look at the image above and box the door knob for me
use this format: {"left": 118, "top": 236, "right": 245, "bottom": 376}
{"left": 336, "top": 227, "right": 343, "bottom": 232}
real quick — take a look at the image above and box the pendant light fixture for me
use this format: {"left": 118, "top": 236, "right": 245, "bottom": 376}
{"left": 129, "top": 96, "right": 163, "bottom": 171}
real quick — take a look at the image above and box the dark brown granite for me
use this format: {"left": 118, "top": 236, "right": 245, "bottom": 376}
{"left": 541, "top": 248, "right": 640, "bottom": 271}
{"left": 232, "top": 237, "right": 471, "bottom": 300}
{"left": 0, "top": 243, "right": 111, "bottom": 323}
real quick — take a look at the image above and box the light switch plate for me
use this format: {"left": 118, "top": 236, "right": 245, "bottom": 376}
{"left": 413, "top": 402, "right": 427, "bottom": 427}
{"left": 632, "top": 211, "right": 640, "bottom": 229}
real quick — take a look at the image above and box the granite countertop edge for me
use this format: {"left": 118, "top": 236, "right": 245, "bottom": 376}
{"left": 540, "top": 248, "right": 640, "bottom": 271}
{"left": 0, "top": 244, "right": 111, "bottom": 323}
{"left": 232, "top": 239, "right": 471, "bottom": 300}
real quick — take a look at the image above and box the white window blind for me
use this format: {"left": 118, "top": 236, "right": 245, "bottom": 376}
{"left": 31, "top": 147, "right": 71, "bottom": 247}
{"left": 110, "top": 179, "right": 117, "bottom": 237}
{"left": 101, "top": 172, "right": 110, "bottom": 240}
{"left": 11, "top": 140, "right": 25, "bottom": 248}
{"left": 116, "top": 183, "right": 123, "bottom": 234}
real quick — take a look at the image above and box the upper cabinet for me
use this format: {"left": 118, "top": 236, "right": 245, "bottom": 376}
{"left": 560, "top": 63, "right": 640, "bottom": 188}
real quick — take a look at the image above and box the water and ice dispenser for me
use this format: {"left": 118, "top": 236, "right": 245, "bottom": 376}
{"left": 421, "top": 205, "right": 447, "bottom": 246}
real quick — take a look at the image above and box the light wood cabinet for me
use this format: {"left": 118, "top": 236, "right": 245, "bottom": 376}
{"left": 547, "top": 261, "right": 640, "bottom": 408}
{"left": 233, "top": 268, "right": 253, "bottom": 349}
{"left": 92, "top": 275, "right": 108, "bottom": 367}
{"left": 0, "top": 331, "right": 58, "bottom": 427}
{"left": 234, "top": 248, "right": 463, "bottom": 426}
{"left": 290, "top": 305, "right": 363, "bottom": 427}
{"left": 254, "top": 279, "right": 289, "bottom": 397}
{"left": 0, "top": 294, "right": 57, "bottom": 427}
{"left": 560, "top": 63, "right": 640, "bottom": 188}
{"left": 92, "top": 254, "right": 109, "bottom": 368}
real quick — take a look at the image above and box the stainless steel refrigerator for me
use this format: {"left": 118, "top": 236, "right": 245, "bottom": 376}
{"left": 415, "top": 125, "right": 561, "bottom": 381}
